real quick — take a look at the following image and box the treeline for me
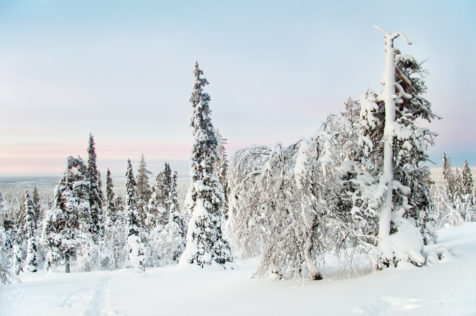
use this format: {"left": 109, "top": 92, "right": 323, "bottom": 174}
{"left": 1, "top": 138, "right": 190, "bottom": 277}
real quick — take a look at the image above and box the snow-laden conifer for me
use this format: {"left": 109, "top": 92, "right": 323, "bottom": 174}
{"left": 0, "top": 191, "right": 13, "bottom": 283}
{"left": 159, "top": 171, "right": 187, "bottom": 264}
{"left": 148, "top": 165, "right": 186, "bottom": 266}
{"left": 41, "top": 156, "right": 88, "bottom": 272}
{"left": 102, "top": 169, "right": 126, "bottom": 269}
{"left": 24, "top": 191, "right": 39, "bottom": 272}
{"left": 442, "top": 153, "right": 456, "bottom": 201}
{"left": 126, "top": 159, "right": 146, "bottom": 272}
{"left": 87, "top": 134, "right": 104, "bottom": 241}
{"left": 180, "top": 63, "right": 232, "bottom": 267}
{"left": 462, "top": 159, "right": 474, "bottom": 196}
{"left": 32, "top": 187, "right": 41, "bottom": 222}
{"left": 136, "top": 154, "right": 152, "bottom": 224}
{"left": 147, "top": 163, "right": 172, "bottom": 232}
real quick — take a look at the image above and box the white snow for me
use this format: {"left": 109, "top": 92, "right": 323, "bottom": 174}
{"left": 2, "top": 223, "right": 476, "bottom": 316}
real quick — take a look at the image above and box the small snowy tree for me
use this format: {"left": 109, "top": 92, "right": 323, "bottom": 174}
{"left": 0, "top": 192, "right": 13, "bottom": 283}
{"left": 442, "top": 153, "right": 456, "bottom": 200}
{"left": 102, "top": 169, "right": 125, "bottom": 269}
{"left": 149, "top": 168, "right": 187, "bottom": 266}
{"left": 87, "top": 134, "right": 104, "bottom": 241}
{"left": 462, "top": 160, "right": 474, "bottom": 196}
{"left": 12, "top": 244, "right": 23, "bottom": 275}
{"left": 136, "top": 154, "right": 152, "bottom": 224}
{"left": 24, "top": 191, "right": 39, "bottom": 272}
{"left": 41, "top": 156, "right": 88, "bottom": 272}
{"left": 148, "top": 166, "right": 187, "bottom": 266}
{"left": 104, "top": 169, "right": 117, "bottom": 226}
{"left": 32, "top": 187, "right": 41, "bottom": 221}
{"left": 126, "top": 159, "right": 146, "bottom": 272}
{"left": 180, "top": 62, "right": 232, "bottom": 267}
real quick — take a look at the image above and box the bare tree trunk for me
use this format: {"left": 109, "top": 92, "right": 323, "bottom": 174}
{"left": 374, "top": 25, "right": 411, "bottom": 264}
{"left": 65, "top": 253, "right": 70, "bottom": 273}
{"left": 303, "top": 219, "right": 322, "bottom": 280}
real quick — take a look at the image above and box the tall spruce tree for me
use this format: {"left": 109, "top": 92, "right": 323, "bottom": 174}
{"left": 180, "top": 62, "right": 232, "bottom": 267}
{"left": 126, "top": 160, "right": 146, "bottom": 272}
{"left": 24, "top": 191, "right": 39, "bottom": 272}
{"left": 87, "top": 134, "right": 104, "bottom": 241}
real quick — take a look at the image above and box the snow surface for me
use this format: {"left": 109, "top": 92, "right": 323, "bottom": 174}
{"left": 2, "top": 223, "right": 476, "bottom": 316}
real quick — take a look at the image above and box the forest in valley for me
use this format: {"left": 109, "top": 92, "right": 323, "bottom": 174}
{"left": 1, "top": 27, "right": 475, "bottom": 285}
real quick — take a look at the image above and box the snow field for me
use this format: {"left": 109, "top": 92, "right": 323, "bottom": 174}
{"left": 2, "top": 223, "right": 475, "bottom": 316}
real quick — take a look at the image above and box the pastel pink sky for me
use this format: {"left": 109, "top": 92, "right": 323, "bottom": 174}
{"left": 1, "top": 0, "right": 475, "bottom": 176}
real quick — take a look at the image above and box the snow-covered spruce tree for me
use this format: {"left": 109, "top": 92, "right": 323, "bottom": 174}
{"left": 32, "top": 187, "right": 41, "bottom": 221}
{"left": 87, "top": 134, "right": 104, "bottom": 241}
{"left": 442, "top": 153, "right": 456, "bottom": 201}
{"left": 180, "top": 62, "right": 232, "bottom": 267}
{"left": 147, "top": 172, "right": 163, "bottom": 231}
{"left": 125, "top": 159, "right": 146, "bottom": 272}
{"left": 155, "top": 171, "right": 187, "bottom": 264}
{"left": 136, "top": 154, "right": 152, "bottom": 224}
{"left": 160, "top": 162, "right": 173, "bottom": 227}
{"left": 0, "top": 191, "right": 13, "bottom": 284}
{"left": 371, "top": 26, "right": 437, "bottom": 266}
{"left": 169, "top": 171, "right": 187, "bottom": 243}
{"left": 24, "top": 191, "right": 39, "bottom": 272}
{"left": 105, "top": 169, "right": 117, "bottom": 227}
{"left": 461, "top": 159, "right": 475, "bottom": 221}
{"left": 147, "top": 162, "right": 172, "bottom": 233}
{"left": 41, "top": 156, "right": 88, "bottom": 272}
{"left": 170, "top": 171, "right": 187, "bottom": 238}
{"left": 102, "top": 169, "right": 125, "bottom": 269}
{"left": 454, "top": 168, "right": 465, "bottom": 199}
{"left": 462, "top": 159, "right": 474, "bottom": 196}
{"left": 148, "top": 164, "right": 185, "bottom": 266}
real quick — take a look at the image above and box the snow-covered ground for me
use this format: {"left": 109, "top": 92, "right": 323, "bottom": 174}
{"left": 1, "top": 223, "right": 475, "bottom": 316}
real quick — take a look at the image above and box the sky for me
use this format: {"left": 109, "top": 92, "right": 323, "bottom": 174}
{"left": 0, "top": 0, "right": 475, "bottom": 177}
